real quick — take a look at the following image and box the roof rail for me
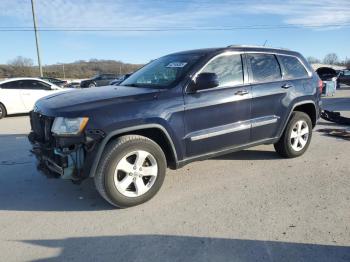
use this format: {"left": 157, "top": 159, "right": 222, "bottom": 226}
{"left": 227, "top": 44, "right": 290, "bottom": 51}
{"left": 227, "top": 44, "right": 265, "bottom": 48}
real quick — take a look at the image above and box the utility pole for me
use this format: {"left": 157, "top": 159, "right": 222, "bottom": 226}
{"left": 62, "top": 64, "right": 66, "bottom": 79}
{"left": 31, "top": 0, "right": 43, "bottom": 77}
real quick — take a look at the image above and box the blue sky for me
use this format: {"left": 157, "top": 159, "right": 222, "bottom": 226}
{"left": 0, "top": 0, "right": 349, "bottom": 65}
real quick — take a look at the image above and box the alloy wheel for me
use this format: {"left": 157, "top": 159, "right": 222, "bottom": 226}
{"left": 114, "top": 150, "right": 158, "bottom": 197}
{"left": 290, "top": 120, "right": 309, "bottom": 152}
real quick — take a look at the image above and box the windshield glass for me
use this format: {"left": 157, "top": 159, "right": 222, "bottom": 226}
{"left": 121, "top": 54, "right": 202, "bottom": 88}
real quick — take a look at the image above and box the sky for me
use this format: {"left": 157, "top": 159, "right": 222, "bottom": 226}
{"left": 0, "top": 0, "right": 349, "bottom": 65}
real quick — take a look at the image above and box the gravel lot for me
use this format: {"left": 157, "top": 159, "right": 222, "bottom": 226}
{"left": 0, "top": 87, "right": 349, "bottom": 261}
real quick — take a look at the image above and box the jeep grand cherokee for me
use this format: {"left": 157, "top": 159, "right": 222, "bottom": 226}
{"left": 29, "top": 46, "right": 322, "bottom": 208}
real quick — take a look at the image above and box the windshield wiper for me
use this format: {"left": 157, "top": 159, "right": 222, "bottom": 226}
{"left": 122, "top": 83, "right": 158, "bottom": 89}
{"left": 121, "top": 83, "right": 141, "bottom": 87}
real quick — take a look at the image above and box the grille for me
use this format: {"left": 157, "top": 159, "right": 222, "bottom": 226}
{"left": 30, "top": 111, "right": 54, "bottom": 143}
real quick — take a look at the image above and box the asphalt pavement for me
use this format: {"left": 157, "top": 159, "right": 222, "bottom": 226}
{"left": 0, "top": 87, "right": 349, "bottom": 261}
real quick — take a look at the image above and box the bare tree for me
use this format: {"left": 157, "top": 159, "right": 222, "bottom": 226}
{"left": 7, "top": 56, "right": 34, "bottom": 77}
{"left": 0, "top": 57, "right": 142, "bottom": 78}
{"left": 307, "top": 56, "right": 320, "bottom": 64}
{"left": 323, "top": 53, "right": 339, "bottom": 65}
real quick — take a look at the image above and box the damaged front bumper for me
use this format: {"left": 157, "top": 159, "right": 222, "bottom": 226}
{"left": 29, "top": 137, "right": 85, "bottom": 180}
{"left": 28, "top": 112, "right": 104, "bottom": 181}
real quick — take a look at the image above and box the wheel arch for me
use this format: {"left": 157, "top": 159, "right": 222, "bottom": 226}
{"left": 278, "top": 100, "right": 317, "bottom": 138}
{"left": 89, "top": 124, "right": 178, "bottom": 177}
{"left": 0, "top": 101, "right": 7, "bottom": 118}
{"left": 293, "top": 103, "right": 317, "bottom": 127}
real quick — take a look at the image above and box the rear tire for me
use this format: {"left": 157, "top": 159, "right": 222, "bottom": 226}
{"left": 274, "top": 111, "right": 312, "bottom": 158}
{"left": 94, "top": 135, "right": 166, "bottom": 208}
{"left": 0, "top": 103, "right": 6, "bottom": 119}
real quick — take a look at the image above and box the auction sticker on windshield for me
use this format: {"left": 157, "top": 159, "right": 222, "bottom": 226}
{"left": 166, "top": 62, "right": 188, "bottom": 68}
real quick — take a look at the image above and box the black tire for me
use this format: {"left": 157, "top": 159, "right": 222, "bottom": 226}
{"left": 88, "top": 83, "right": 96, "bottom": 88}
{"left": 274, "top": 111, "right": 312, "bottom": 158}
{"left": 94, "top": 135, "right": 167, "bottom": 208}
{"left": 0, "top": 103, "right": 6, "bottom": 119}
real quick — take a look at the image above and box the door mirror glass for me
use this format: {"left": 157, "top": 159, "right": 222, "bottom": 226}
{"left": 194, "top": 72, "right": 219, "bottom": 91}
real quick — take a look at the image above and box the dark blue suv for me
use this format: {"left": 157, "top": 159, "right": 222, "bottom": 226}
{"left": 29, "top": 46, "right": 322, "bottom": 207}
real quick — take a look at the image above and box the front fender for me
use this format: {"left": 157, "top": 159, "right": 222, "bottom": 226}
{"left": 88, "top": 123, "right": 179, "bottom": 177}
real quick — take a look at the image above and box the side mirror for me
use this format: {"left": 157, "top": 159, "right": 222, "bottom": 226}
{"left": 192, "top": 72, "right": 219, "bottom": 92}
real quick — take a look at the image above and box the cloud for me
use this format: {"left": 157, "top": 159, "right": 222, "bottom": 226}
{"left": 250, "top": 0, "right": 350, "bottom": 27}
{"left": 0, "top": 0, "right": 349, "bottom": 33}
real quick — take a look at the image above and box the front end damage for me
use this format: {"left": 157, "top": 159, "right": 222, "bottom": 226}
{"left": 28, "top": 111, "right": 104, "bottom": 182}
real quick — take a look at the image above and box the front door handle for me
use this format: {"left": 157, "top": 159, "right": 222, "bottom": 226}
{"left": 235, "top": 90, "right": 249, "bottom": 96}
{"left": 281, "top": 83, "right": 293, "bottom": 89}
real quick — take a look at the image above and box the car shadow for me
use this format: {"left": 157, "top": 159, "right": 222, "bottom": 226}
{"left": 0, "top": 134, "right": 113, "bottom": 212}
{"left": 5, "top": 113, "right": 30, "bottom": 118}
{"left": 20, "top": 234, "right": 350, "bottom": 262}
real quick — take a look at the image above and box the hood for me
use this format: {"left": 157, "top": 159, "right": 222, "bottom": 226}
{"left": 316, "top": 67, "right": 337, "bottom": 80}
{"left": 35, "top": 85, "right": 160, "bottom": 116}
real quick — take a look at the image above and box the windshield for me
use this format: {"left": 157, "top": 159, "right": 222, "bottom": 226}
{"left": 121, "top": 54, "right": 202, "bottom": 88}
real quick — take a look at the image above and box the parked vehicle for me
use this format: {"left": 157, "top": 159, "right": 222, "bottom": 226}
{"left": 65, "top": 81, "right": 81, "bottom": 89}
{"left": 28, "top": 46, "right": 321, "bottom": 207}
{"left": 0, "top": 78, "right": 66, "bottom": 119}
{"left": 316, "top": 67, "right": 338, "bottom": 96}
{"left": 337, "top": 70, "right": 350, "bottom": 86}
{"left": 80, "top": 74, "right": 118, "bottom": 88}
{"left": 110, "top": 74, "right": 132, "bottom": 86}
{"left": 40, "top": 77, "right": 68, "bottom": 87}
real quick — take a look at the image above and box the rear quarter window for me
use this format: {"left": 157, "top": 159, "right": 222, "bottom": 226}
{"left": 0, "top": 81, "right": 18, "bottom": 89}
{"left": 248, "top": 54, "right": 281, "bottom": 83}
{"left": 279, "top": 55, "right": 309, "bottom": 79}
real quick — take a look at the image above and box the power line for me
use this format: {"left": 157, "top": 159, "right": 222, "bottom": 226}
{"left": 0, "top": 23, "right": 348, "bottom": 31}
{"left": 2, "top": 22, "right": 350, "bottom": 29}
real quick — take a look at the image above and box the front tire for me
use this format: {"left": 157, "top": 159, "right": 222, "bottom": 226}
{"left": 274, "top": 111, "right": 312, "bottom": 158}
{"left": 94, "top": 135, "right": 166, "bottom": 208}
{"left": 88, "top": 83, "right": 96, "bottom": 88}
{"left": 0, "top": 103, "right": 6, "bottom": 119}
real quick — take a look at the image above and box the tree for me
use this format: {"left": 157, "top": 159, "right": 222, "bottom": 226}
{"left": 343, "top": 58, "right": 350, "bottom": 69}
{"left": 7, "top": 56, "right": 34, "bottom": 77}
{"left": 323, "top": 53, "right": 339, "bottom": 65}
{"left": 307, "top": 56, "right": 320, "bottom": 64}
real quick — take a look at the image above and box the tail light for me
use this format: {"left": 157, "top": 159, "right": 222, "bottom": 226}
{"left": 318, "top": 79, "right": 323, "bottom": 93}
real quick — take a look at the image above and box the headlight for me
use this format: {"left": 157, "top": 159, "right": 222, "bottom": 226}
{"left": 51, "top": 117, "right": 89, "bottom": 136}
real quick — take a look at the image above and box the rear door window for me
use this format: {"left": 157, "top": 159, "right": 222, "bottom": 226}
{"left": 279, "top": 55, "right": 309, "bottom": 79}
{"left": 201, "top": 53, "right": 244, "bottom": 87}
{"left": 248, "top": 54, "right": 282, "bottom": 83}
{"left": 20, "top": 80, "right": 51, "bottom": 90}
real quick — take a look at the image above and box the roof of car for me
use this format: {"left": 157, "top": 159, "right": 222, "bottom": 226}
{"left": 169, "top": 45, "right": 299, "bottom": 57}
{"left": 0, "top": 77, "right": 59, "bottom": 86}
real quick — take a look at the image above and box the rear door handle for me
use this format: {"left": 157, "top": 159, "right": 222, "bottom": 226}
{"left": 234, "top": 90, "right": 249, "bottom": 96}
{"left": 281, "top": 83, "right": 293, "bottom": 89}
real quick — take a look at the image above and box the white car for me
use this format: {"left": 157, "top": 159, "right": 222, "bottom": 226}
{"left": 0, "top": 77, "right": 67, "bottom": 119}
